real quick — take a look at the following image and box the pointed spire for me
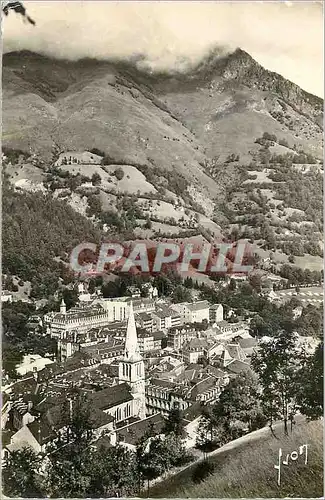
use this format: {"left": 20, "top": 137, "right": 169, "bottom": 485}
{"left": 124, "top": 302, "right": 141, "bottom": 361}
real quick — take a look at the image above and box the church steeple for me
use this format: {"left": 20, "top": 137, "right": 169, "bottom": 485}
{"left": 124, "top": 302, "right": 141, "bottom": 361}
{"left": 118, "top": 302, "right": 146, "bottom": 419}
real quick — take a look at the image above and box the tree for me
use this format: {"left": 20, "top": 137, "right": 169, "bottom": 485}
{"left": 114, "top": 167, "right": 125, "bottom": 181}
{"left": 61, "top": 288, "right": 79, "bottom": 310}
{"left": 45, "top": 392, "right": 95, "bottom": 497}
{"left": 2, "top": 344, "right": 23, "bottom": 379}
{"left": 296, "top": 341, "right": 323, "bottom": 420}
{"left": 171, "top": 285, "right": 191, "bottom": 304}
{"left": 216, "top": 371, "right": 266, "bottom": 436}
{"left": 199, "top": 371, "right": 266, "bottom": 449}
{"left": 136, "top": 431, "right": 191, "bottom": 495}
{"left": 144, "top": 216, "right": 152, "bottom": 229}
{"left": 228, "top": 278, "right": 237, "bottom": 291}
{"left": 91, "top": 172, "right": 101, "bottom": 186}
{"left": 249, "top": 274, "right": 262, "bottom": 292}
{"left": 89, "top": 445, "right": 137, "bottom": 497}
{"left": 3, "top": 447, "right": 44, "bottom": 497}
{"left": 252, "top": 329, "right": 303, "bottom": 434}
{"left": 163, "top": 407, "right": 185, "bottom": 437}
{"left": 296, "top": 305, "right": 323, "bottom": 337}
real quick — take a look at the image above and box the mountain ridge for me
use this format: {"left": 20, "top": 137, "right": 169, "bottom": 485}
{"left": 2, "top": 47, "right": 324, "bottom": 291}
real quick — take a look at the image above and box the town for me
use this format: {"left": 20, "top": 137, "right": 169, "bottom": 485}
{"left": 1, "top": 1, "right": 323, "bottom": 497}
{"left": 2, "top": 269, "right": 322, "bottom": 496}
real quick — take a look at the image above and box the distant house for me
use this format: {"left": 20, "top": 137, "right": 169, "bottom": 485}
{"left": 171, "top": 301, "right": 210, "bottom": 324}
{"left": 209, "top": 304, "right": 224, "bottom": 324}
{"left": 132, "top": 298, "right": 156, "bottom": 314}
{"left": 137, "top": 330, "right": 155, "bottom": 353}
{"left": 152, "top": 306, "right": 181, "bottom": 330}
{"left": 167, "top": 325, "right": 198, "bottom": 350}
{"left": 55, "top": 151, "right": 103, "bottom": 166}
{"left": 81, "top": 340, "right": 124, "bottom": 364}
{"left": 1, "top": 291, "right": 13, "bottom": 303}
{"left": 136, "top": 330, "right": 166, "bottom": 353}
{"left": 127, "top": 286, "right": 141, "bottom": 298}
{"left": 217, "top": 320, "right": 249, "bottom": 337}
{"left": 135, "top": 312, "right": 154, "bottom": 331}
{"left": 152, "top": 330, "right": 166, "bottom": 351}
{"left": 182, "top": 338, "right": 208, "bottom": 364}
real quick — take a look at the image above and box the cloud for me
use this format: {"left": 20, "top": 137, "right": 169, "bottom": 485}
{"left": 2, "top": 1, "right": 324, "bottom": 96}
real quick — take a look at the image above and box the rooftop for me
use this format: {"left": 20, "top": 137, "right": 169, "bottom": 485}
{"left": 117, "top": 413, "right": 165, "bottom": 446}
{"left": 185, "top": 300, "right": 210, "bottom": 312}
{"left": 91, "top": 383, "right": 133, "bottom": 411}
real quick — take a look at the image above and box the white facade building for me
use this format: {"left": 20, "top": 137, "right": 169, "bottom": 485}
{"left": 171, "top": 301, "right": 210, "bottom": 324}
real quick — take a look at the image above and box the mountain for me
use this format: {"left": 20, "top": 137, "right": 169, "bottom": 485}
{"left": 3, "top": 48, "right": 323, "bottom": 171}
{"left": 2, "top": 48, "right": 324, "bottom": 292}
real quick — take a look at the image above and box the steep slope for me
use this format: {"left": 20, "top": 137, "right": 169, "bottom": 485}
{"left": 2, "top": 49, "right": 323, "bottom": 187}
{"left": 2, "top": 49, "right": 323, "bottom": 273}
{"left": 149, "top": 419, "right": 323, "bottom": 498}
{"left": 2, "top": 51, "right": 216, "bottom": 200}
{"left": 147, "top": 48, "right": 323, "bottom": 161}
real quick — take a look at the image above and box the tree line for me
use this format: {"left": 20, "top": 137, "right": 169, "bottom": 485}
{"left": 3, "top": 393, "right": 192, "bottom": 498}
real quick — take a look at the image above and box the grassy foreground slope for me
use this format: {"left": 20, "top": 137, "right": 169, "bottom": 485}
{"left": 149, "top": 420, "right": 323, "bottom": 498}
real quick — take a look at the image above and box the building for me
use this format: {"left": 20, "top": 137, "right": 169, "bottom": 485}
{"left": 209, "top": 304, "right": 224, "bottom": 324}
{"left": 118, "top": 302, "right": 146, "bottom": 420}
{"left": 81, "top": 341, "right": 124, "bottom": 364}
{"left": 91, "top": 297, "right": 130, "bottom": 322}
{"left": 15, "top": 355, "right": 54, "bottom": 377}
{"left": 142, "top": 283, "right": 158, "bottom": 299}
{"left": 1, "top": 290, "right": 13, "bottom": 303}
{"left": 167, "top": 325, "right": 199, "bottom": 350}
{"left": 135, "top": 312, "right": 154, "bottom": 332}
{"left": 146, "top": 370, "right": 225, "bottom": 416}
{"left": 171, "top": 301, "right": 210, "bottom": 324}
{"left": 57, "top": 323, "right": 127, "bottom": 362}
{"left": 127, "top": 286, "right": 141, "bottom": 298}
{"left": 152, "top": 331, "right": 166, "bottom": 351}
{"left": 132, "top": 298, "right": 156, "bottom": 314}
{"left": 182, "top": 339, "right": 209, "bottom": 364}
{"left": 137, "top": 330, "right": 155, "bottom": 354}
{"left": 4, "top": 303, "right": 147, "bottom": 456}
{"left": 46, "top": 300, "right": 114, "bottom": 338}
{"left": 217, "top": 320, "right": 250, "bottom": 338}
{"left": 146, "top": 379, "right": 191, "bottom": 416}
{"left": 55, "top": 150, "right": 103, "bottom": 166}
{"left": 152, "top": 306, "right": 181, "bottom": 331}
{"left": 77, "top": 282, "right": 94, "bottom": 302}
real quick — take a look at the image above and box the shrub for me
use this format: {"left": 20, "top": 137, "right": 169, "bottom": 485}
{"left": 114, "top": 167, "right": 125, "bottom": 181}
{"left": 192, "top": 460, "right": 215, "bottom": 484}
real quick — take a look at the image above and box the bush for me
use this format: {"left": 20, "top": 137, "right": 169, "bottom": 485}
{"left": 91, "top": 173, "right": 101, "bottom": 186}
{"left": 114, "top": 167, "right": 125, "bottom": 181}
{"left": 192, "top": 460, "right": 215, "bottom": 484}
{"left": 279, "top": 138, "right": 289, "bottom": 148}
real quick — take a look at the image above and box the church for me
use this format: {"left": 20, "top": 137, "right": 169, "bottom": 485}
{"left": 94, "top": 302, "right": 147, "bottom": 425}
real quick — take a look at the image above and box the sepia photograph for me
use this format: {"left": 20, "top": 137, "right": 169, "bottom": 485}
{"left": 1, "top": 1, "right": 323, "bottom": 498}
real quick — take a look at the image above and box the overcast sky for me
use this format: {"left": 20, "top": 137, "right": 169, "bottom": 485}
{"left": 2, "top": 1, "right": 324, "bottom": 97}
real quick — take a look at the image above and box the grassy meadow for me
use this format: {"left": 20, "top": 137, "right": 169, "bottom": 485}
{"left": 148, "top": 419, "right": 323, "bottom": 498}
